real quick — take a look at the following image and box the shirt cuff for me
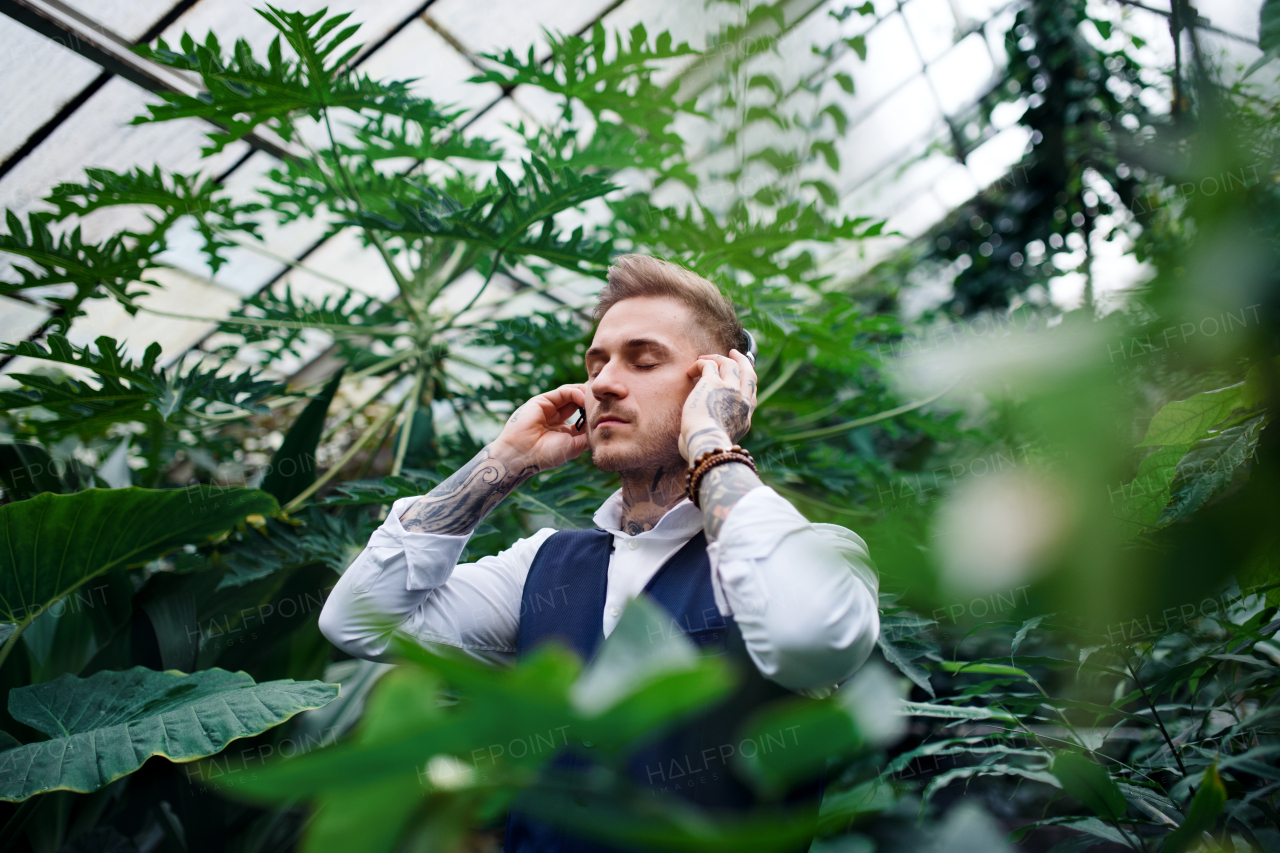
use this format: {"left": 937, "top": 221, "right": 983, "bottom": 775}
{"left": 367, "top": 496, "right": 470, "bottom": 590}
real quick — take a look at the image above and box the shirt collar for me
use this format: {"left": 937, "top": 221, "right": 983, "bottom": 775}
{"left": 592, "top": 488, "right": 703, "bottom": 539}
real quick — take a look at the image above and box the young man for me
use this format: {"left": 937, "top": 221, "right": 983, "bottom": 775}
{"left": 319, "top": 254, "right": 880, "bottom": 850}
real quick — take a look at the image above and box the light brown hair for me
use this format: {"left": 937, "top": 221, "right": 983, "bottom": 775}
{"left": 593, "top": 254, "right": 743, "bottom": 355}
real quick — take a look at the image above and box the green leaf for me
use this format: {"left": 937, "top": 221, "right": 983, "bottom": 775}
{"left": 842, "top": 35, "right": 867, "bottom": 61}
{"left": 924, "top": 764, "right": 1060, "bottom": 805}
{"left": 44, "top": 167, "right": 260, "bottom": 272}
{"left": 0, "top": 487, "right": 277, "bottom": 642}
{"left": 0, "top": 441, "right": 87, "bottom": 500}
{"left": 899, "top": 701, "right": 1017, "bottom": 723}
{"left": 1093, "top": 20, "right": 1113, "bottom": 40}
{"left": 0, "top": 666, "right": 337, "bottom": 800}
{"left": 1136, "top": 384, "right": 1242, "bottom": 446}
{"left": 1051, "top": 752, "right": 1127, "bottom": 821}
{"left": 1012, "top": 615, "right": 1048, "bottom": 655}
{"left": 321, "top": 473, "right": 438, "bottom": 507}
{"left": 361, "top": 159, "right": 616, "bottom": 275}
{"left": 262, "top": 369, "right": 344, "bottom": 505}
{"left": 811, "top": 140, "right": 840, "bottom": 171}
{"left": 0, "top": 213, "right": 163, "bottom": 330}
{"left": 832, "top": 72, "right": 855, "bottom": 94}
{"left": 1112, "top": 444, "right": 1191, "bottom": 534}
{"left": 0, "top": 335, "right": 283, "bottom": 438}
{"left": 939, "top": 661, "right": 1031, "bottom": 678}
{"left": 1161, "top": 760, "right": 1226, "bottom": 853}
{"left": 134, "top": 8, "right": 446, "bottom": 154}
{"left": 1245, "top": 0, "right": 1280, "bottom": 76}
{"left": 877, "top": 632, "right": 935, "bottom": 698}
{"left": 1161, "top": 415, "right": 1266, "bottom": 522}
{"left": 736, "top": 696, "right": 860, "bottom": 796}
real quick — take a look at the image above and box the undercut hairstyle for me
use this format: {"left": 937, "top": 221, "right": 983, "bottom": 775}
{"left": 594, "top": 254, "right": 744, "bottom": 355}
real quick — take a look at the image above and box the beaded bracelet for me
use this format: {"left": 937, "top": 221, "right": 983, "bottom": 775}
{"left": 685, "top": 445, "right": 758, "bottom": 508}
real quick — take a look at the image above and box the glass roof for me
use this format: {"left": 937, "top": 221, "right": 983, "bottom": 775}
{"left": 0, "top": 0, "right": 1265, "bottom": 381}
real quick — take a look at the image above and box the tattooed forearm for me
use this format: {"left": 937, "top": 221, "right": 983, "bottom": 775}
{"left": 697, "top": 460, "right": 763, "bottom": 541}
{"left": 398, "top": 447, "right": 538, "bottom": 535}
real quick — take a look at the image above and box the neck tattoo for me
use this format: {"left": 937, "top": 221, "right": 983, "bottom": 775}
{"left": 618, "top": 465, "right": 687, "bottom": 536}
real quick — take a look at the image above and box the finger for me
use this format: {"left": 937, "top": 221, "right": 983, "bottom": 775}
{"left": 697, "top": 357, "right": 722, "bottom": 382}
{"left": 541, "top": 384, "right": 586, "bottom": 409}
{"left": 729, "top": 349, "right": 757, "bottom": 402}
{"left": 533, "top": 386, "right": 585, "bottom": 423}
{"left": 705, "top": 353, "right": 742, "bottom": 383}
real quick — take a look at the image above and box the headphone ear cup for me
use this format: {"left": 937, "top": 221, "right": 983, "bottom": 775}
{"left": 742, "top": 329, "right": 758, "bottom": 365}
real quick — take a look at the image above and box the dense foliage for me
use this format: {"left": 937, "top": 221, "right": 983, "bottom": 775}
{"left": 0, "top": 1, "right": 1276, "bottom": 852}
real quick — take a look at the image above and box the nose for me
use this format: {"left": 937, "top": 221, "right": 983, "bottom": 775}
{"left": 589, "top": 357, "right": 628, "bottom": 402}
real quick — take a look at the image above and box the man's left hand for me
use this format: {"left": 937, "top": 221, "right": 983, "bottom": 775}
{"left": 679, "top": 349, "right": 757, "bottom": 462}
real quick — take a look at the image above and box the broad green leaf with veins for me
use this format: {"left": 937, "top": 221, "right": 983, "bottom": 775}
{"left": 1136, "top": 384, "right": 1243, "bottom": 446}
{"left": 0, "top": 487, "right": 277, "bottom": 656}
{"left": 1111, "top": 443, "right": 1191, "bottom": 534}
{"left": 0, "top": 667, "right": 336, "bottom": 800}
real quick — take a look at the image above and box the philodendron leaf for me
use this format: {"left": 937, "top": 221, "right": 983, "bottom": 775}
{"left": 0, "top": 487, "right": 277, "bottom": 644}
{"left": 1162, "top": 761, "right": 1227, "bottom": 853}
{"left": 1136, "top": 384, "right": 1242, "bottom": 447}
{"left": 0, "top": 666, "right": 338, "bottom": 800}
{"left": 1052, "top": 752, "right": 1127, "bottom": 821}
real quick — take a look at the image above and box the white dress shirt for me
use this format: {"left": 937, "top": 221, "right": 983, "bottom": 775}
{"left": 318, "top": 485, "right": 880, "bottom": 692}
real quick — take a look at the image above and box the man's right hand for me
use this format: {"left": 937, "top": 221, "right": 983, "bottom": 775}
{"left": 491, "top": 384, "right": 591, "bottom": 473}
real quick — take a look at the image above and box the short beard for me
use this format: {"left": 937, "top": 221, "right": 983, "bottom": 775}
{"left": 590, "top": 406, "right": 684, "bottom": 473}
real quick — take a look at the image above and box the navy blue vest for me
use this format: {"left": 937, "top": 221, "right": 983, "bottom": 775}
{"left": 503, "top": 528, "right": 821, "bottom": 853}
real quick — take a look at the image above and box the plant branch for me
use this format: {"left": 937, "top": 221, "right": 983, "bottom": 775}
{"left": 1125, "top": 657, "right": 1189, "bottom": 778}
{"left": 284, "top": 391, "right": 408, "bottom": 512}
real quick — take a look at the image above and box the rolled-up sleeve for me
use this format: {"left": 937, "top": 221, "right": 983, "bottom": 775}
{"left": 318, "top": 496, "right": 555, "bottom": 664}
{"left": 705, "top": 487, "right": 880, "bottom": 692}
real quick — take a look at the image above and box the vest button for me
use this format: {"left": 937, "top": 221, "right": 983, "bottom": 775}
{"left": 627, "top": 538, "right": 639, "bottom": 550}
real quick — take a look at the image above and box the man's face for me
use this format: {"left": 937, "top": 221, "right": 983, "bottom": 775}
{"left": 584, "top": 296, "right": 707, "bottom": 472}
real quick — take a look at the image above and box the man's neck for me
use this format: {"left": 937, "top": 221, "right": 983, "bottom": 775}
{"left": 617, "top": 463, "right": 688, "bottom": 536}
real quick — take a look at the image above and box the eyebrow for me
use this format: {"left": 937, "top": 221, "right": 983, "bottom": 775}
{"left": 585, "top": 338, "right": 673, "bottom": 361}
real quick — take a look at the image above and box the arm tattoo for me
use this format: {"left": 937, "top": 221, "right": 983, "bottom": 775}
{"left": 698, "top": 461, "right": 762, "bottom": 542}
{"left": 398, "top": 447, "right": 538, "bottom": 535}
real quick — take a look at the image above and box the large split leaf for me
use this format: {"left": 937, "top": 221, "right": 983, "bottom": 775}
{"left": 360, "top": 158, "right": 616, "bottom": 275}
{"left": 0, "top": 335, "right": 283, "bottom": 438}
{"left": 0, "top": 666, "right": 337, "bottom": 800}
{"left": 134, "top": 6, "right": 445, "bottom": 154}
{"left": 45, "top": 167, "right": 260, "bottom": 272}
{"left": 0, "top": 213, "right": 162, "bottom": 329}
{"left": 0, "top": 487, "right": 277, "bottom": 644}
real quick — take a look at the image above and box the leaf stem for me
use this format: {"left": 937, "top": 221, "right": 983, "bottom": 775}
{"left": 1125, "top": 657, "right": 1189, "bottom": 778}
{"left": 776, "top": 380, "right": 958, "bottom": 441}
{"left": 391, "top": 366, "right": 427, "bottom": 477}
{"left": 284, "top": 391, "right": 408, "bottom": 512}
